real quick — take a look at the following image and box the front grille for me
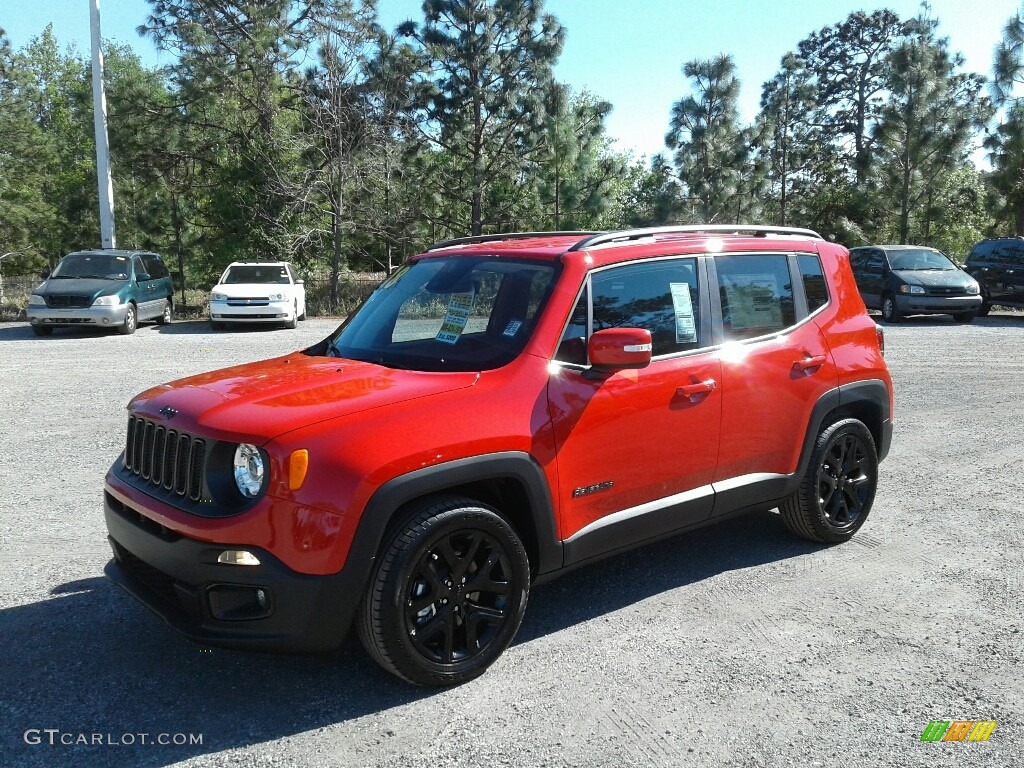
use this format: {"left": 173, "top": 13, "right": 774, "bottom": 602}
{"left": 227, "top": 298, "right": 269, "bottom": 306}
{"left": 926, "top": 286, "right": 967, "bottom": 296}
{"left": 124, "top": 415, "right": 206, "bottom": 501}
{"left": 46, "top": 295, "right": 91, "bottom": 308}
{"left": 221, "top": 313, "right": 280, "bottom": 319}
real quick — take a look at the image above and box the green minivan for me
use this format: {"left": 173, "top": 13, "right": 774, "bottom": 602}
{"left": 26, "top": 250, "right": 174, "bottom": 336}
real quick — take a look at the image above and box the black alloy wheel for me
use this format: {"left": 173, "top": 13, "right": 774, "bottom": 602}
{"left": 357, "top": 496, "right": 530, "bottom": 686}
{"left": 780, "top": 418, "right": 878, "bottom": 544}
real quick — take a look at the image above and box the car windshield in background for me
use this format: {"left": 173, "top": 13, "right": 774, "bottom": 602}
{"left": 51, "top": 253, "right": 129, "bottom": 280}
{"left": 890, "top": 249, "right": 956, "bottom": 271}
{"left": 316, "top": 256, "right": 559, "bottom": 372}
{"left": 223, "top": 266, "right": 290, "bottom": 284}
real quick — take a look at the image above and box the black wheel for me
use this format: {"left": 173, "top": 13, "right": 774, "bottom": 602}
{"left": 954, "top": 312, "right": 975, "bottom": 324}
{"left": 157, "top": 300, "right": 172, "bottom": 325}
{"left": 780, "top": 419, "right": 878, "bottom": 544}
{"left": 31, "top": 325, "right": 53, "bottom": 337}
{"left": 117, "top": 303, "right": 137, "bottom": 335}
{"left": 357, "top": 496, "right": 530, "bottom": 686}
{"left": 880, "top": 293, "right": 901, "bottom": 323}
{"left": 977, "top": 300, "right": 991, "bottom": 317}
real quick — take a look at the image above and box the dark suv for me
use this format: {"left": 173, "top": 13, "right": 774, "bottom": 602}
{"left": 103, "top": 225, "right": 893, "bottom": 685}
{"left": 27, "top": 249, "right": 174, "bottom": 336}
{"left": 964, "top": 237, "right": 1024, "bottom": 316}
{"left": 848, "top": 245, "right": 982, "bottom": 323}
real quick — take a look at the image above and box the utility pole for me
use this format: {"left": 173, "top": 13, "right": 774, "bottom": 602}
{"left": 90, "top": 0, "right": 116, "bottom": 249}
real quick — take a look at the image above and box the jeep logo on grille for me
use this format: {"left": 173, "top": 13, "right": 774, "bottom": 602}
{"left": 159, "top": 406, "right": 179, "bottom": 419}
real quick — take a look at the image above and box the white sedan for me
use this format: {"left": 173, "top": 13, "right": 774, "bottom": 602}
{"left": 209, "top": 262, "right": 306, "bottom": 329}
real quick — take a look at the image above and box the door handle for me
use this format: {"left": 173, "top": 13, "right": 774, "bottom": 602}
{"left": 676, "top": 379, "right": 717, "bottom": 400}
{"left": 792, "top": 355, "right": 828, "bottom": 374}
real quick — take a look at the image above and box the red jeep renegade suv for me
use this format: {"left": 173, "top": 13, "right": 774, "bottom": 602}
{"left": 104, "top": 226, "right": 893, "bottom": 685}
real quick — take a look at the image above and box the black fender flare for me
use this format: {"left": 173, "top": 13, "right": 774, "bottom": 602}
{"left": 339, "top": 452, "right": 562, "bottom": 596}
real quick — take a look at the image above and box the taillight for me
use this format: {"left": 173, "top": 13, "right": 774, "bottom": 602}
{"left": 875, "top": 324, "right": 885, "bottom": 357}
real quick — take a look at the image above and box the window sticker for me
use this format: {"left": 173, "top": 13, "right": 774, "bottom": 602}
{"left": 436, "top": 290, "right": 475, "bottom": 344}
{"left": 669, "top": 282, "right": 697, "bottom": 343}
{"left": 503, "top": 319, "right": 523, "bottom": 337}
{"left": 724, "top": 273, "right": 782, "bottom": 330}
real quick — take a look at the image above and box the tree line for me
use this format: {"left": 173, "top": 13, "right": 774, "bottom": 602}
{"left": 2, "top": 1, "right": 1023, "bottom": 306}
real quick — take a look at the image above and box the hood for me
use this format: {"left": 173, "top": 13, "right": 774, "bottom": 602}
{"left": 893, "top": 269, "right": 976, "bottom": 289}
{"left": 37, "top": 277, "right": 126, "bottom": 299}
{"left": 128, "top": 353, "right": 479, "bottom": 443}
{"left": 213, "top": 283, "right": 294, "bottom": 297}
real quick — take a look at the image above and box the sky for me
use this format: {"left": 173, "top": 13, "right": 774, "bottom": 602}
{"left": 3, "top": 0, "right": 1021, "bottom": 160}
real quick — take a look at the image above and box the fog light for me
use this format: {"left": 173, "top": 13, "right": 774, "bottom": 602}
{"left": 102, "top": 318, "right": 110, "bottom": 324}
{"left": 207, "top": 584, "right": 272, "bottom": 621}
{"left": 217, "top": 550, "right": 261, "bottom": 566}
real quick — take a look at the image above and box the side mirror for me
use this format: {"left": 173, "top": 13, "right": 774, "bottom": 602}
{"left": 588, "top": 327, "right": 652, "bottom": 372}
{"left": 295, "top": 278, "right": 304, "bottom": 285}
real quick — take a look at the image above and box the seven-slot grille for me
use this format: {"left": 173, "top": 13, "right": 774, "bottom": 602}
{"left": 124, "top": 415, "right": 206, "bottom": 501}
{"left": 46, "top": 294, "right": 91, "bottom": 308}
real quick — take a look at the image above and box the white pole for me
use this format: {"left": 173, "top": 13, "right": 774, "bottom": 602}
{"left": 90, "top": 0, "right": 116, "bottom": 249}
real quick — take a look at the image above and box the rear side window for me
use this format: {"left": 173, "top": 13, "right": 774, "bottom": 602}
{"left": 716, "top": 255, "right": 795, "bottom": 340}
{"left": 798, "top": 255, "right": 829, "bottom": 312}
{"left": 991, "top": 241, "right": 1024, "bottom": 266}
{"left": 141, "top": 254, "right": 168, "bottom": 279}
{"left": 590, "top": 258, "right": 701, "bottom": 357}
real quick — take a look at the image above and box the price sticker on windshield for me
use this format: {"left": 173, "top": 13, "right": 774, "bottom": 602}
{"left": 436, "top": 290, "right": 475, "bottom": 344}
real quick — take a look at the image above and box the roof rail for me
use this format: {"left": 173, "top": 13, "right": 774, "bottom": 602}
{"left": 566, "top": 224, "right": 823, "bottom": 252}
{"left": 427, "top": 231, "right": 597, "bottom": 251}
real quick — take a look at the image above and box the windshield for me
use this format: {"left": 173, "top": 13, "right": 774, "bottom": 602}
{"left": 51, "top": 253, "right": 130, "bottom": 280}
{"left": 311, "top": 256, "right": 559, "bottom": 372}
{"left": 222, "top": 265, "right": 291, "bottom": 284}
{"left": 890, "top": 249, "right": 956, "bottom": 271}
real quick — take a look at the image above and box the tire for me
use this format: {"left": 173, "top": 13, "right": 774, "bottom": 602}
{"left": 954, "top": 312, "right": 975, "bottom": 324}
{"left": 357, "top": 495, "right": 530, "bottom": 686}
{"left": 880, "top": 293, "right": 901, "bottom": 323}
{"left": 284, "top": 303, "right": 298, "bottom": 329}
{"left": 31, "top": 325, "right": 53, "bottom": 337}
{"left": 156, "top": 300, "right": 172, "bottom": 325}
{"left": 977, "top": 301, "right": 991, "bottom": 317}
{"left": 780, "top": 418, "right": 878, "bottom": 544}
{"left": 298, "top": 300, "right": 306, "bottom": 321}
{"left": 117, "top": 303, "right": 137, "bottom": 335}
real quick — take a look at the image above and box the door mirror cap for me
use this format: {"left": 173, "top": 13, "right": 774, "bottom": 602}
{"left": 588, "top": 327, "right": 652, "bottom": 371}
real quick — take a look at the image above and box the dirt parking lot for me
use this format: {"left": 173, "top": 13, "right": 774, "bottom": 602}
{"left": 1, "top": 315, "right": 1022, "bottom": 767}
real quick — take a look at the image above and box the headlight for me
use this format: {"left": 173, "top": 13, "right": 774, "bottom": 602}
{"left": 28, "top": 294, "right": 45, "bottom": 306}
{"left": 92, "top": 295, "right": 120, "bottom": 306}
{"left": 269, "top": 293, "right": 286, "bottom": 302}
{"left": 233, "top": 444, "right": 265, "bottom": 498}
{"left": 899, "top": 285, "right": 925, "bottom": 295}
{"left": 210, "top": 292, "right": 226, "bottom": 301}
{"left": 966, "top": 283, "right": 980, "bottom": 295}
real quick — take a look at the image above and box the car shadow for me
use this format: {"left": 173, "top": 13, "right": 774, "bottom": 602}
{"left": 155, "top": 320, "right": 292, "bottom": 335}
{"left": 0, "top": 323, "right": 118, "bottom": 340}
{"left": 2, "top": 510, "right": 815, "bottom": 766}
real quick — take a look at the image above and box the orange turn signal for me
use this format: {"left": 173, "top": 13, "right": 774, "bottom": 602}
{"left": 288, "top": 449, "right": 309, "bottom": 491}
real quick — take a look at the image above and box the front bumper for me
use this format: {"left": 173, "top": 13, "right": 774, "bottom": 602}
{"left": 27, "top": 304, "right": 128, "bottom": 327}
{"left": 895, "top": 294, "right": 982, "bottom": 316}
{"left": 103, "top": 488, "right": 359, "bottom": 652}
{"left": 210, "top": 301, "right": 293, "bottom": 324}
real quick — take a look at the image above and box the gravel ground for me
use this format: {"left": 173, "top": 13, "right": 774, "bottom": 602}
{"left": 0, "top": 314, "right": 1021, "bottom": 768}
